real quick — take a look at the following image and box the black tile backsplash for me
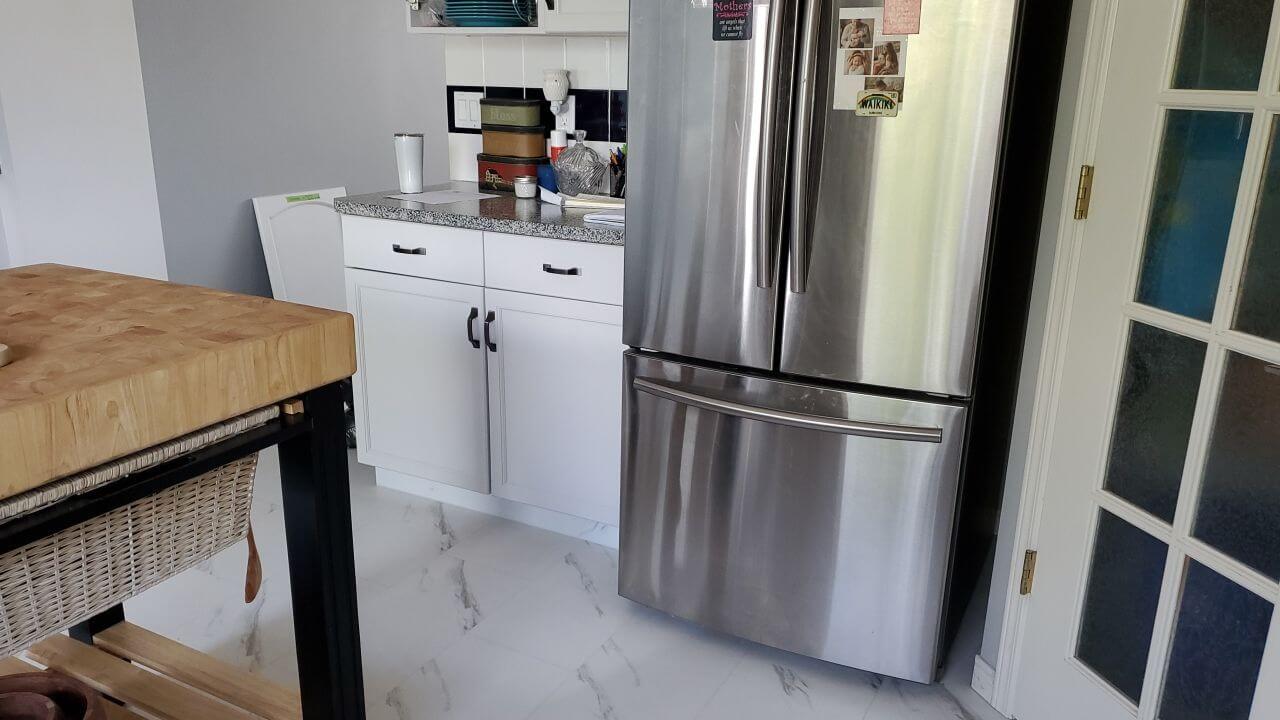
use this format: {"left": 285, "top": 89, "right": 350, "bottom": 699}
{"left": 447, "top": 84, "right": 627, "bottom": 144}
{"left": 609, "top": 90, "right": 628, "bottom": 144}
{"left": 445, "top": 85, "right": 484, "bottom": 135}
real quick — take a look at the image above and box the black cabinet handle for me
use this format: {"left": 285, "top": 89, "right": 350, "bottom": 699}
{"left": 392, "top": 244, "right": 427, "bottom": 255}
{"left": 466, "top": 307, "right": 481, "bottom": 349}
{"left": 542, "top": 263, "right": 581, "bottom": 276}
{"left": 546, "top": 0, "right": 555, "bottom": 8}
{"left": 484, "top": 311, "right": 498, "bottom": 352}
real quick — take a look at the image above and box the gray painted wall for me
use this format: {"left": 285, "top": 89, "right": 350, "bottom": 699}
{"left": 133, "top": 0, "right": 450, "bottom": 295}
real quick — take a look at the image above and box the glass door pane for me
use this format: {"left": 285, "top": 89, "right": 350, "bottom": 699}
{"left": 1235, "top": 118, "right": 1280, "bottom": 342}
{"left": 1076, "top": 511, "right": 1169, "bottom": 703}
{"left": 1158, "top": 562, "right": 1274, "bottom": 720}
{"left": 1193, "top": 352, "right": 1280, "bottom": 579}
{"left": 1103, "top": 323, "right": 1207, "bottom": 522}
{"left": 1172, "top": 0, "right": 1275, "bottom": 91}
{"left": 1135, "top": 110, "right": 1251, "bottom": 321}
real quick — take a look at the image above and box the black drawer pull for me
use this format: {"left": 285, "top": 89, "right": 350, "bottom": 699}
{"left": 542, "top": 263, "right": 581, "bottom": 276}
{"left": 392, "top": 244, "right": 427, "bottom": 255}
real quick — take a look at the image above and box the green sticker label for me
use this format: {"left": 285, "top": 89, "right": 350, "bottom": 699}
{"left": 286, "top": 193, "right": 322, "bottom": 203}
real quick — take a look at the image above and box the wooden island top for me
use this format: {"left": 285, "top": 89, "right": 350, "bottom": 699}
{"left": 0, "top": 264, "right": 356, "bottom": 501}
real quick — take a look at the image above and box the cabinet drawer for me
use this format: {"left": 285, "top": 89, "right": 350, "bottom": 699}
{"left": 484, "top": 232, "right": 623, "bottom": 305}
{"left": 342, "top": 215, "right": 484, "bottom": 286}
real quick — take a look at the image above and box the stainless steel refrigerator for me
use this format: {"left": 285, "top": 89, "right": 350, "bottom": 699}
{"left": 620, "top": 0, "right": 1022, "bottom": 683}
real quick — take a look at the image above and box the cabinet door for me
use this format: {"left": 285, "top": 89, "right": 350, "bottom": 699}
{"left": 347, "top": 268, "right": 490, "bottom": 493}
{"left": 538, "top": 0, "right": 629, "bottom": 35}
{"left": 485, "top": 289, "right": 624, "bottom": 524}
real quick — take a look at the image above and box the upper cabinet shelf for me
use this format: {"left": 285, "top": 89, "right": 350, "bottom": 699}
{"left": 408, "top": 0, "right": 629, "bottom": 36}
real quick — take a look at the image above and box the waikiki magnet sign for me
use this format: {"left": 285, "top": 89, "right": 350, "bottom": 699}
{"left": 855, "top": 90, "right": 900, "bottom": 117}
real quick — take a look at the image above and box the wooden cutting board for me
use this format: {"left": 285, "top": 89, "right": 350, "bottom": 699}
{"left": 0, "top": 264, "right": 356, "bottom": 500}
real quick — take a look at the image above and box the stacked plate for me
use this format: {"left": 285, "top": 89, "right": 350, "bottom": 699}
{"left": 446, "top": 0, "right": 536, "bottom": 27}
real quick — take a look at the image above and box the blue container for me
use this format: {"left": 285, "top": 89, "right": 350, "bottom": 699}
{"left": 537, "top": 163, "right": 559, "bottom": 194}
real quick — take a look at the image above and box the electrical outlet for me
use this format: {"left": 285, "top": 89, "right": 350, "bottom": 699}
{"left": 454, "top": 91, "right": 483, "bottom": 130}
{"left": 554, "top": 96, "right": 577, "bottom": 133}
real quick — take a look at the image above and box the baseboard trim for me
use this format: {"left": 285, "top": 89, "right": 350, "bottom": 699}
{"left": 375, "top": 467, "right": 620, "bottom": 549}
{"left": 971, "top": 655, "right": 997, "bottom": 705}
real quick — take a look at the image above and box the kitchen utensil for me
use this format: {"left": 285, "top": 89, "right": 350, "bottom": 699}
{"left": 393, "top": 133, "right": 424, "bottom": 194}
{"left": 552, "top": 130, "right": 606, "bottom": 196}
{"left": 482, "top": 125, "right": 546, "bottom": 158}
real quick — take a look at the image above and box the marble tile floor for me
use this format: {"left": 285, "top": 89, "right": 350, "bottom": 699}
{"left": 124, "top": 449, "right": 1003, "bottom": 720}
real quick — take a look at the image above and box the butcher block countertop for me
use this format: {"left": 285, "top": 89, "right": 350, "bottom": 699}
{"left": 0, "top": 264, "right": 356, "bottom": 501}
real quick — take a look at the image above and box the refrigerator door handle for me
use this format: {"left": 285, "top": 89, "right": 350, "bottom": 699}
{"left": 633, "top": 377, "right": 943, "bottom": 443}
{"left": 788, "top": 0, "right": 823, "bottom": 294}
{"left": 755, "top": 0, "right": 794, "bottom": 290}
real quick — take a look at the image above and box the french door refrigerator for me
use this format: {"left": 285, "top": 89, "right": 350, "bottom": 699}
{"left": 621, "top": 0, "right": 1021, "bottom": 683}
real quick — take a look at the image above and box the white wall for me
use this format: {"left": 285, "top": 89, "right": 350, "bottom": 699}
{"left": 132, "top": 0, "right": 449, "bottom": 296}
{"left": 0, "top": 1, "right": 168, "bottom": 279}
{"left": 0, "top": 93, "right": 13, "bottom": 270}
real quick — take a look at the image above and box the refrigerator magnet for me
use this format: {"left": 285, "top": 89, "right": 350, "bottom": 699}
{"left": 883, "top": 0, "right": 923, "bottom": 35}
{"left": 835, "top": 7, "right": 910, "bottom": 112}
{"left": 713, "top": 0, "right": 753, "bottom": 41}
{"left": 855, "top": 91, "right": 899, "bottom": 117}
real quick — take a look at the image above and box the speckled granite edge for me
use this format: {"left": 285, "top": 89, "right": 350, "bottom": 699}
{"left": 335, "top": 196, "right": 625, "bottom": 246}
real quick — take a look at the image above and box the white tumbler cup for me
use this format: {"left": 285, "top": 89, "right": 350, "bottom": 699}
{"left": 394, "top": 133, "right": 425, "bottom": 194}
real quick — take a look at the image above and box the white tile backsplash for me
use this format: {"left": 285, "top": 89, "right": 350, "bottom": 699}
{"left": 444, "top": 36, "right": 485, "bottom": 85}
{"left": 565, "top": 38, "right": 610, "bottom": 90}
{"left": 480, "top": 36, "right": 525, "bottom": 87}
{"left": 448, "top": 133, "right": 483, "bottom": 182}
{"left": 447, "top": 36, "right": 627, "bottom": 92}
{"left": 522, "top": 37, "right": 569, "bottom": 88}
{"left": 608, "top": 38, "right": 629, "bottom": 91}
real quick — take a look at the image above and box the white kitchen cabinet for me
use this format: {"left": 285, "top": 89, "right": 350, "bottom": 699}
{"left": 537, "top": 0, "right": 629, "bottom": 35}
{"left": 484, "top": 288, "right": 624, "bottom": 525}
{"left": 346, "top": 268, "right": 491, "bottom": 494}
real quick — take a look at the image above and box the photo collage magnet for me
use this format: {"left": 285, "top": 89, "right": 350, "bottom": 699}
{"left": 834, "top": 7, "right": 908, "bottom": 112}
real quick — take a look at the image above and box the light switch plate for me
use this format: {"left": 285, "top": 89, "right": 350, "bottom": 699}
{"left": 454, "top": 90, "right": 483, "bottom": 130}
{"left": 554, "top": 96, "right": 577, "bottom": 133}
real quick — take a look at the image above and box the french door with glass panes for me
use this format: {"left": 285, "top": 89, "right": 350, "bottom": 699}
{"left": 1016, "top": 0, "right": 1280, "bottom": 719}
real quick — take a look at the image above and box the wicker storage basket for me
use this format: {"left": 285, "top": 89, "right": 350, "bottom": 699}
{"left": 0, "top": 410, "right": 270, "bottom": 658}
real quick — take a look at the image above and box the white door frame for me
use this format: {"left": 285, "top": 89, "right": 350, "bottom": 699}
{"left": 984, "top": 0, "right": 1120, "bottom": 713}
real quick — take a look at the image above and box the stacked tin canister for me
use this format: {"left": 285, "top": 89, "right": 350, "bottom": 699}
{"left": 477, "top": 98, "right": 549, "bottom": 193}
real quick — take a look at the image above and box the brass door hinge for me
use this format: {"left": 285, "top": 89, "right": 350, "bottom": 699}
{"left": 1074, "top": 165, "right": 1095, "bottom": 220}
{"left": 1020, "top": 550, "right": 1038, "bottom": 595}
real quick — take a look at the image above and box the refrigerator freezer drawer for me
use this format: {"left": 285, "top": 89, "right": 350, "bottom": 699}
{"left": 620, "top": 353, "right": 966, "bottom": 683}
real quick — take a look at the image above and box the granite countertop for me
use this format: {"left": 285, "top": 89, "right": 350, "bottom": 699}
{"left": 334, "top": 182, "right": 625, "bottom": 246}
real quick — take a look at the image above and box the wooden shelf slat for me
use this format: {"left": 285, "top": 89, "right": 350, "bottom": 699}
{"left": 27, "top": 635, "right": 258, "bottom": 720}
{"left": 95, "top": 623, "right": 301, "bottom": 720}
{"left": 0, "top": 655, "right": 146, "bottom": 720}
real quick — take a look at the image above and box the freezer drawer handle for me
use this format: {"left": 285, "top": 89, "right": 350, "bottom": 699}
{"left": 633, "top": 378, "right": 943, "bottom": 443}
{"left": 542, "top": 263, "right": 581, "bottom": 276}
